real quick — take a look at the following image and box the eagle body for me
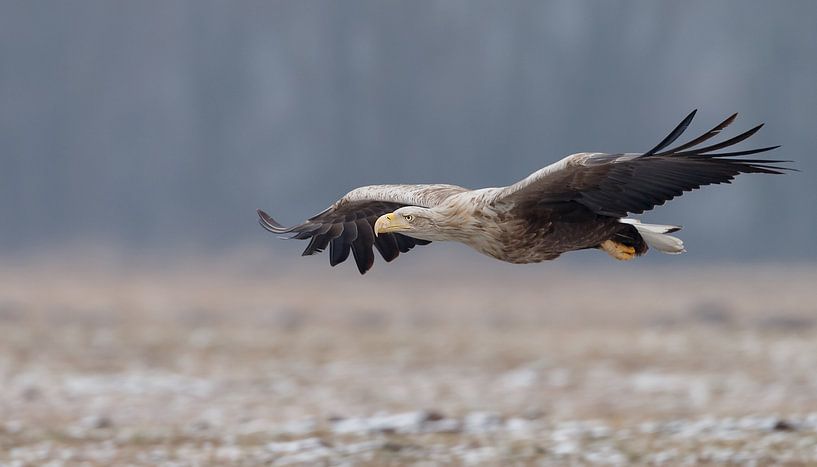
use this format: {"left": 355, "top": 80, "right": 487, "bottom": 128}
{"left": 389, "top": 189, "right": 631, "bottom": 263}
{"left": 259, "top": 111, "right": 791, "bottom": 274}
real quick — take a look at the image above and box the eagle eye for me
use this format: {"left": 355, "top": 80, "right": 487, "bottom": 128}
{"left": 404, "top": 214, "right": 414, "bottom": 221}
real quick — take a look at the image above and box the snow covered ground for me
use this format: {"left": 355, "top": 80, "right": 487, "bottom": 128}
{"left": 1, "top": 259, "right": 816, "bottom": 465}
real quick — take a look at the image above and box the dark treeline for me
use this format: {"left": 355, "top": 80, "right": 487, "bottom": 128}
{"left": 1, "top": 1, "right": 815, "bottom": 259}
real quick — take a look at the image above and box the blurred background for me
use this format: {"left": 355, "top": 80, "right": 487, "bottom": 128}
{"left": 1, "top": 1, "right": 816, "bottom": 464}
{"left": 1, "top": 0, "right": 815, "bottom": 259}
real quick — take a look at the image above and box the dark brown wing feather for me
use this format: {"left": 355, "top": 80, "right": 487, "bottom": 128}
{"left": 257, "top": 201, "right": 430, "bottom": 274}
{"left": 496, "top": 111, "right": 793, "bottom": 218}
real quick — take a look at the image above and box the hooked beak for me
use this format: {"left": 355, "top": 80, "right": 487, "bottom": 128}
{"left": 374, "top": 212, "right": 406, "bottom": 236}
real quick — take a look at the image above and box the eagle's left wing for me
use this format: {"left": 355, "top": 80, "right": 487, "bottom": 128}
{"left": 491, "top": 111, "right": 792, "bottom": 217}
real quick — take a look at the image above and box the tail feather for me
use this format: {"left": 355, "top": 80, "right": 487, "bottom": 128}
{"left": 620, "top": 218, "right": 686, "bottom": 255}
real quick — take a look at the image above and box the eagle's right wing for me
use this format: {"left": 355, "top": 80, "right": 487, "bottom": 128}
{"left": 258, "top": 184, "right": 467, "bottom": 274}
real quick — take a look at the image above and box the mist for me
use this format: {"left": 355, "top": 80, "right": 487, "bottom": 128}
{"left": 1, "top": 1, "right": 815, "bottom": 260}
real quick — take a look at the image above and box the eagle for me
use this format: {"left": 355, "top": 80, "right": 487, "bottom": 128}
{"left": 258, "top": 111, "right": 791, "bottom": 274}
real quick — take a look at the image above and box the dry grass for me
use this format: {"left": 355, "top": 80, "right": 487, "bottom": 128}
{"left": 1, "top": 255, "right": 816, "bottom": 465}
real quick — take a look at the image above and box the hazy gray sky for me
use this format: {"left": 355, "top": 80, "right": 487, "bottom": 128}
{"left": 1, "top": 1, "right": 815, "bottom": 260}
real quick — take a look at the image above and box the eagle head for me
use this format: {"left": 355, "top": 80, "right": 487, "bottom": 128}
{"left": 374, "top": 207, "right": 434, "bottom": 237}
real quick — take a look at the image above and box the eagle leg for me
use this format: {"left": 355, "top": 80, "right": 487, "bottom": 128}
{"left": 599, "top": 240, "right": 637, "bottom": 261}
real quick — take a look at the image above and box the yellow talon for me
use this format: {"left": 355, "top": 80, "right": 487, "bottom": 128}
{"left": 600, "top": 240, "right": 636, "bottom": 261}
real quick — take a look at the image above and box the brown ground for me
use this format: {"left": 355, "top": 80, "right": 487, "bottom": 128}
{"left": 1, "top": 253, "right": 816, "bottom": 465}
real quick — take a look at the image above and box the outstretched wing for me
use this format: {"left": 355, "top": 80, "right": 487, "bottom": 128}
{"left": 258, "top": 184, "right": 467, "bottom": 274}
{"left": 492, "top": 110, "right": 793, "bottom": 217}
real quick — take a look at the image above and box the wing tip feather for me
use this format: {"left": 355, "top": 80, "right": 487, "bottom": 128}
{"left": 643, "top": 109, "right": 698, "bottom": 156}
{"left": 257, "top": 209, "right": 289, "bottom": 233}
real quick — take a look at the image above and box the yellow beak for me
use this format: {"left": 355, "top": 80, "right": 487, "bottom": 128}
{"left": 374, "top": 212, "right": 406, "bottom": 236}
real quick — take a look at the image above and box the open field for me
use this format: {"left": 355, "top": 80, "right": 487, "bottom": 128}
{"left": 1, "top": 255, "right": 816, "bottom": 465}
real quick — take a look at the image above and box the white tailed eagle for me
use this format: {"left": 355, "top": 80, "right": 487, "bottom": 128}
{"left": 258, "top": 111, "right": 791, "bottom": 274}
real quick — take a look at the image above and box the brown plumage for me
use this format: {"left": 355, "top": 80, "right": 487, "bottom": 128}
{"left": 258, "top": 111, "right": 792, "bottom": 274}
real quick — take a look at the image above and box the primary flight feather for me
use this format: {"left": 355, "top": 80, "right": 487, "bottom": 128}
{"left": 258, "top": 111, "right": 792, "bottom": 274}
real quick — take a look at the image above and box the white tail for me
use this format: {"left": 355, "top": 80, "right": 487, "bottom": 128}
{"left": 620, "top": 218, "right": 686, "bottom": 255}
